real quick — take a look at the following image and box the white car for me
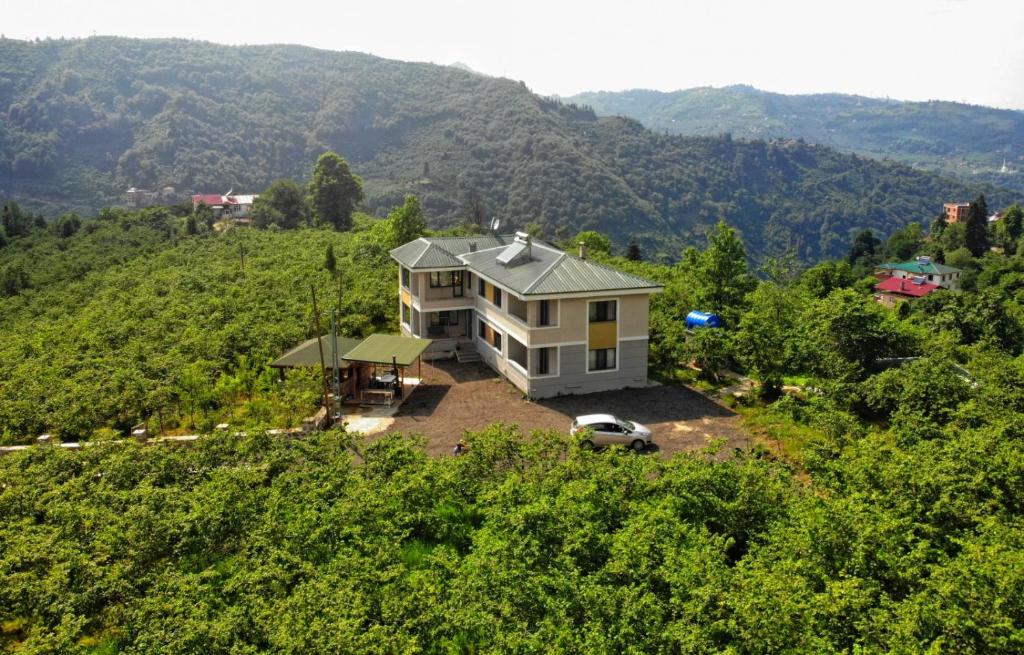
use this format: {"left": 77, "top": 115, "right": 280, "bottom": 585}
{"left": 570, "top": 414, "right": 653, "bottom": 452}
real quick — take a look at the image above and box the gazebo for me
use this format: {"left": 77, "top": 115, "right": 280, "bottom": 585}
{"left": 340, "top": 334, "right": 433, "bottom": 406}
{"left": 270, "top": 333, "right": 432, "bottom": 409}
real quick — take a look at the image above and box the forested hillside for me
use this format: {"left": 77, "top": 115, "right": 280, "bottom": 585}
{"left": 4, "top": 202, "right": 1024, "bottom": 651}
{"left": 567, "top": 85, "right": 1024, "bottom": 193}
{"left": 0, "top": 37, "right": 1010, "bottom": 261}
{"left": 0, "top": 205, "right": 398, "bottom": 442}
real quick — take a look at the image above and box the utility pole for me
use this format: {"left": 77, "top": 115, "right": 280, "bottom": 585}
{"left": 330, "top": 309, "right": 342, "bottom": 419}
{"left": 310, "top": 286, "right": 330, "bottom": 423}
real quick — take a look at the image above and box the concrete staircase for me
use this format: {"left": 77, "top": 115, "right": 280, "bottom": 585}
{"left": 455, "top": 347, "right": 481, "bottom": 363}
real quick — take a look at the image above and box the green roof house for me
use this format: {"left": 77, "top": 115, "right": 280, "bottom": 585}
{"left": 875, "top": 256, "right": 963, "bottom": 291}
{"left": 390, "top": 233, "right": 663, "bottom": 399}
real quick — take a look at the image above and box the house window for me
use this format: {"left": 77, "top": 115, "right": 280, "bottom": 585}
{"left": 401, "top": 267, "right": 410, "bottom": 289}
{"left": 494, "top": 288, "right": 502, "bottom": 308}
{"left": 479, "top": 318, "right": 486, "bottom": 341}
{"left": 588, "top": 348, "right": 616, "bottom": 371}
{"left": 478, "top": 277, "right": 486, "bottom": 295}
{"left": 589, "top": 300, "right": 616, "bottom": 322}
{"left": 538, "top": 347, "right": 550, "bottom": 375}
{"left": 430, "top": 311, "right": 459, "bottom": 326}
{"left": 401, "top": 302, "right": 411, "bottom": 325}
{"left": 539, "top": 300, "right": 551, "bottom": 326}
{"left": 478, "top": 317, "right": 502, "bottom": 352}
{"left": 430, "top": 270, "right": 463, "bottom": 288}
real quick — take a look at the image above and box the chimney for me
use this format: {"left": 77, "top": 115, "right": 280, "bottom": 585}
{"left": 579, "top": 242, "right": 587, "bottom": 259}
{"left": 468, "top": 241, "right": 477, "bottom": 252}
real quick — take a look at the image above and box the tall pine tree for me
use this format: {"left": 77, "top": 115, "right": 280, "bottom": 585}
{"left": 965, "top": 194, "right": 989, "bottom": 257}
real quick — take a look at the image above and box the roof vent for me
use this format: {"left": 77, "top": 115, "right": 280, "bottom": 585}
{"left": 468, "top": 241, "right": 477, "bottom": 252}
{"left": 579, "top": 242, "right": 588, "bottom": 260}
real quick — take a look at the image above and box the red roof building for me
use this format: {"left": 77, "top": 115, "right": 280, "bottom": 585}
{"left": 873, "top": 276, "right": 940, "bottom": 307}
{"left": 192, "top": 194, "right": 226, "bottom": 208}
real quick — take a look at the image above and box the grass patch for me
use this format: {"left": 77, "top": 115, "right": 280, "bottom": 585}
{"left": 735, "top": 404, "right": 819, "bottom": 467}
{"left": 399, "top": 538, "right": 436, "bottom": 569}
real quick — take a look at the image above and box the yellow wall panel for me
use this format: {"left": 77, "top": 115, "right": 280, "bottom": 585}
{"left": 588, "top": 321, "right": 617, "bottom": 350}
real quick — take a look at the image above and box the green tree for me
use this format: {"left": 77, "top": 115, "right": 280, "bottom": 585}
{"left": 309, "top": 152, "right": 363, "bottom": 231}
{"left": 800, "top": 288, "right": 907, "bottom": 383}
{"left": 325, "top": 244, "right": 337, "bottom": 275}
{"left": 693, "top": 221, "right": 756, "bottom": 325}
{"left": 945, "top": 246, "right": 973, "bottom": 270}
{"left": 55, "top": 213, "right": 82, "bottom": 238}
{"left": 1, "top": 201, "right": 28, "bottom": 238}
{"left": 572, "top": 230, "right": 612, "bottom": 255}
{"left": 734, "top": 283, "right": 798, "bottom": 397}
{"left": 185, "top": 214, "right": 198, "bottom": 235}
{"left": 1002, "top": 204, "right": 1023, "bottom": 242}
{"left": 883, "top": 222, "right": 923, "bottom": 261}
{"left": 800, "top": 260, "right": 855, "bottom": 299}
{"left": 964, "top": 195, "right": 989, "bottom": 257}
{"left": 386, "top": 195, "right": 428, "bottom": 248}
{"left": 931, "top": 212, "right": 948, "bottom": 239}
{"left": 194, "top": 202, "right": 215, "bottom": 230}
{"left": 626, "top": 238, "right": 642, "bottom": 261}
{"left": 847, "top": 228, "right": 881, "bottom": 266}
{"left": 252, "top": 179, "right": 308, "bottom": 229}
{"left": 1, "top": 262, "right": 29, "bottom": 297}
{"left": 683, "top": 327, "right": 731, "bottom": 382}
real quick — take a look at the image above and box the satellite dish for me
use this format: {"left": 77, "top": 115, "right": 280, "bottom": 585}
{"left": 489, "top": 217, "right": 501, "bottom": 232}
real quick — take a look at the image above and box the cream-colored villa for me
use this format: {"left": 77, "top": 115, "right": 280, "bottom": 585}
{"left": 390, "top": 233, "right": 663, "bottom": 399}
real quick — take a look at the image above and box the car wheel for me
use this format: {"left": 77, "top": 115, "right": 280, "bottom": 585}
{"left": 631, "top": 439, "right": 646, "bottom": 453}
{"left": 580, "top": 439, "right": 595, "bottom": 451}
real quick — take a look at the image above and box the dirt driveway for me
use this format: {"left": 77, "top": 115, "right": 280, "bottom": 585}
{"left": 387, "top": 359, "right": 749, "bottom": 458}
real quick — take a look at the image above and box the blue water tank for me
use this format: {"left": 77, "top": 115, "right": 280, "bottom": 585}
{"left": 686, "top": 311, "right": 722, "bottom": 329}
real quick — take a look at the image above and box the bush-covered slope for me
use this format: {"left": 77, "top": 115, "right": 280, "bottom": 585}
{"left": 567, "top": 85, "right": 1024, "bottom": 193}
{"left": 0, "top": 37, "right": 1011, "bottom": 261}
{"left": 0, "top": 208, "right": 396, "bottom": 441}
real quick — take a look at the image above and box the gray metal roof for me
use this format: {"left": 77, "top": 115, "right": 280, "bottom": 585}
{"left": 390, "top": 235, "right": 512, "bottom": 269}
{"left": 526, "top": 254, "right": 661, "bottom": 295}
{"left": 460, "top": 241, "right": 661, "bottom": 296}
{"left": 391, "top": 235, "right": 662, "bottom": 296}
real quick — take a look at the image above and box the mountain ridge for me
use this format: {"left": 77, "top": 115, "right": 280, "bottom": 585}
{"left": 565, "top": 85, "right": 1024, "bottom": 194}
{"left": 0, "top": 37, "right": 1013, "bottom": 262}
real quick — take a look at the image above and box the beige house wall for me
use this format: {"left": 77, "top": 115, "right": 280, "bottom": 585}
{"left": 530, "top": 298, "right": 588, "bottom": 345}
{"left": 618, "top": 295, "right": 651, "bottom": 338}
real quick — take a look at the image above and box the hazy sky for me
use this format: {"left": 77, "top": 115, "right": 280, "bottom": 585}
{"left": 6, "top": 0, "right": 1024, "bottom": 109}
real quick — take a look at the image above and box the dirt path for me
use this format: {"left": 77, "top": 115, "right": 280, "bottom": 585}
{"left": 386, "top": 359, "right": 750, "bottom": 458}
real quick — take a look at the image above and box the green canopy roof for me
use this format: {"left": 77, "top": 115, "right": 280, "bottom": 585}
{"left": 342, "top": 333, "right": 433, "bottom": 366}
{"left": 270, "top": 336, "right": 363, "bottom": 369}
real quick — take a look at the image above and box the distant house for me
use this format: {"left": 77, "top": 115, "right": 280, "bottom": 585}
{"left": 873, "top": 275, "right": 941, "bottom": 307}
{"left": 875, "top": 256, "right": 962, "bottom": 291}
{"left": 390, "top": 233, "right": 663, "bottom": 399}
{"left": 191, "top": 192, "right": 258, "bottom": 222}
{"left": 124, "top": 187, "right": 158, "bottom": 208}
{"left": 943, "top": 202, "right": 970, "bottom": 223}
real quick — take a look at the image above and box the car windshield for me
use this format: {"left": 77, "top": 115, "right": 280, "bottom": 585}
{"left": 619, "top": 420, "right": 635, "bottom": 431}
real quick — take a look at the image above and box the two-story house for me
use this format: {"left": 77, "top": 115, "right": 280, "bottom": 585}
{"left": 875, "top": 256, "right": 963, "bottom": 291}
{"left": 390, "top": 233, "right": 663, "bottom": 399}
